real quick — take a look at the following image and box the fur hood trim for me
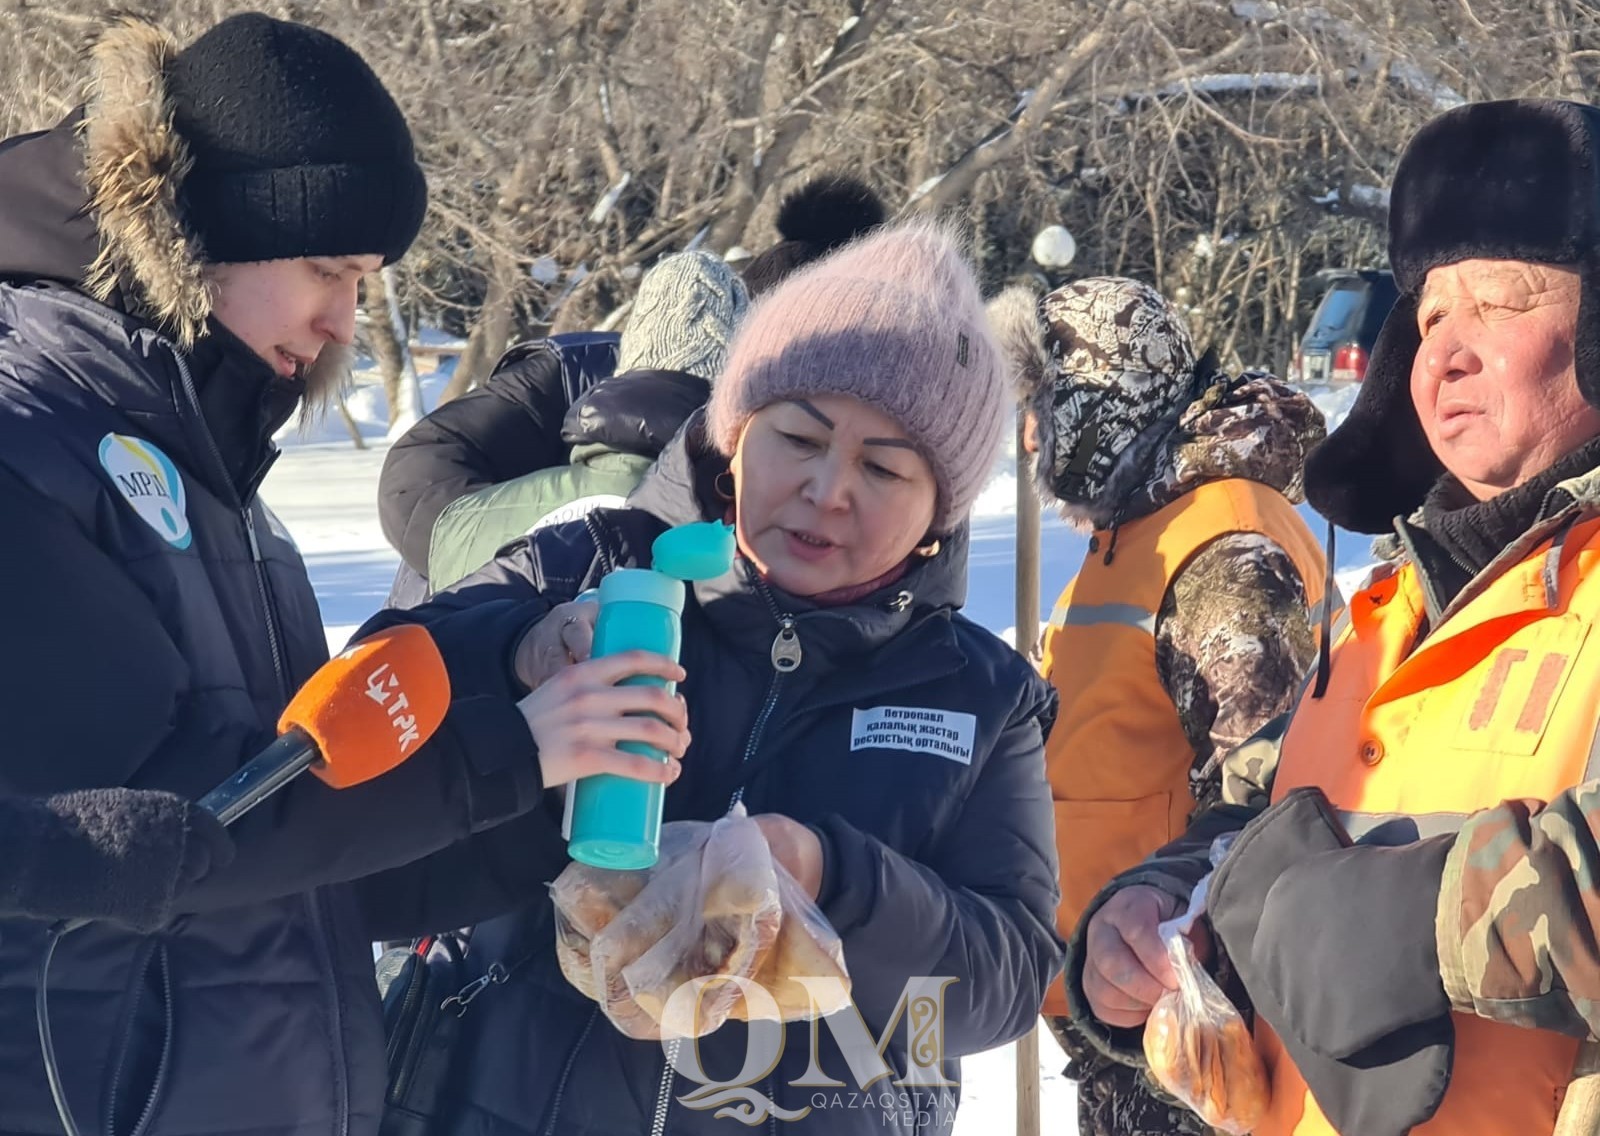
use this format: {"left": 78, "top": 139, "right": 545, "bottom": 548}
{"left": 987, "top": 284, "right": 1048, "bottom": 400}
{"left": 82, "top": 17, "right": 211, "bottom": 348}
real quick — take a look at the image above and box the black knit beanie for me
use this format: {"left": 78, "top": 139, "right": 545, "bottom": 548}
{"left": 1305, "top": 98, "right": 1600, "bottom": 533}
{"left": 167, "top": 12, "right": 426, "bottom": 266}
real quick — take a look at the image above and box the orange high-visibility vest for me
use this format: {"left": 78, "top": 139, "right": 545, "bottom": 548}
{"left": 1255, "top": 515, "right": 1600, "bottom": 1136}
{"left": 1040, "top": 479, "right": 1326, "bottom": 1016}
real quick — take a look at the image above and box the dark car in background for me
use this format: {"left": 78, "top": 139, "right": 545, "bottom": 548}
{"left": 1295, "top": 269, "right": 1398, "bottom": 384}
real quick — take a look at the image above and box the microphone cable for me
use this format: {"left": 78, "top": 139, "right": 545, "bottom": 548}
{"left": 37, "top": 918, "right": 87, "bottom": 1136}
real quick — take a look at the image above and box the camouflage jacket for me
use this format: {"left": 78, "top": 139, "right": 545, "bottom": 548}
{"left": 1068, "top": 460, "right": 1600, "bottom": 1063}
{"left": 1088, "top": 373, "right": 1324, "bottom": 808}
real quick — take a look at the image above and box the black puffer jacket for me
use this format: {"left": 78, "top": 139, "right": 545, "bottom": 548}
{"left": 379, "top": 333, "right": 619, "bottom": 605}
{"left": 0, "top": 79, "right": 551, "bottom": 1136}
{"left": 561, "top": 367, "right": 709, "bottom": 456}
{"left": 356, "top": 420, "right": 1065, "bottom": 1136}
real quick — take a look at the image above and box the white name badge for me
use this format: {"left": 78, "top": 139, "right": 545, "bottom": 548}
{"left": 849, "top": 705, "right": 977, "bottom": 766}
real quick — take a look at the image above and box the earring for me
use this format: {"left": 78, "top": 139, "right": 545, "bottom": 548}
{"left": 914, "top": 536, "right": 942, "bottom": 559}
{"left": 714, "top": 470, "right": 736, "bottom": 502}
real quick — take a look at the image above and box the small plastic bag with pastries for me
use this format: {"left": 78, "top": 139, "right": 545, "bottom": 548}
{"left": 1142, "top": 838, "right": 1269, "bottom": 1134}
{"left": 550, "top": 807, "right": 851, "bottom": 1039}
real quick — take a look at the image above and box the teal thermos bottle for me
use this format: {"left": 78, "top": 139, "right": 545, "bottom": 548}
{"left": 566, "top": 520, "right": 737, "bottom": 869}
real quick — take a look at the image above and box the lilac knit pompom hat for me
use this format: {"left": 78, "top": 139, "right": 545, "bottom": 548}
{"left": 706, "top": 220, "right": 1007, "bottom": 533}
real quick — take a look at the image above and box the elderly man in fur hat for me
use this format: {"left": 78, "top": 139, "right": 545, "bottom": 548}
{"left": 0, "top": 14, "right": 687, "bottom": 1136}
{"left": 993, "top": 279, "right": 1327, "bottom": 1135}
{"left": 1072, "top": 98, "right": 1600, "bottom": 1136}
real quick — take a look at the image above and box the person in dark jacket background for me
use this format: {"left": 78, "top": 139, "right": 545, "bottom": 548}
{"left": 424, "top": 249, "right": 749, "bottom": 590}
{"left": 0, "top": 14, "right": 687, "bottom": 1136}
{"left": 379, "top": 329, "right": 620, "bottom": 605}
{"left": 354, "top": 220, "right": 1064, "bottom": 1136}
{"left": 377, "top": 173, "right": 885, "bottom": 603}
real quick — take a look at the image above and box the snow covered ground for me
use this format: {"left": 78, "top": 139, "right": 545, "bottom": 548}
{"left": 260, "top": 374, "right": 1370, "bottom": 1135}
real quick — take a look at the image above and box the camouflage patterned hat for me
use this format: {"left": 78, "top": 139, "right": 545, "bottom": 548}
{"left": 1029, "top": 277, "right": 1204, "bottom": 507}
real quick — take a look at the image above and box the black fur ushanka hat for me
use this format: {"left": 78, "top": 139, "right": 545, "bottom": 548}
{"left": 1305, "top": 99, "right": 1600, "bottom": 532}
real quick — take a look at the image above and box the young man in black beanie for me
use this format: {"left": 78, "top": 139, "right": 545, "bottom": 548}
{"left": 0, "top": 14, "right": 685, "bottom": 1136}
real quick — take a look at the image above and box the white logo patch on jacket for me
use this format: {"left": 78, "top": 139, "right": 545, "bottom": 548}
{"left": 850, "top": 705, "right": 977, "bottom": 765}
{"left": 527, "top": 493, "right": 629, "bottom": 536}
{"left": 98, "top": 433, "right": 191, "bottom": 549}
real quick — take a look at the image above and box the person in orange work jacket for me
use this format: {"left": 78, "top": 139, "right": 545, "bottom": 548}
{"left": 1070, "top": 98, "right": 1600, "bottom": 1136}
{"left": 991, "top": 277, "right": 1328, "bottom": 1135}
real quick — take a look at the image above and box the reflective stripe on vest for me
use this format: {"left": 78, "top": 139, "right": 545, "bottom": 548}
{"left": 1307, "top": 594, "right": 1344, "bottom": 629}
{"left": 1047, "top": 600, "right": 1158, "bottom": 634}
{"left": 1038, "top": 479, "right": 1326, "bottom": 1017}
{"left": 1255, "top": 515, "right": 1600, "bottom": 1135}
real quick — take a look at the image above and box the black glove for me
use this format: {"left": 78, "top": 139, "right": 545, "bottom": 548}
{"left": 1208, "top": 787, "right": 1352, "bottom": 961}
{"left": 1256, "top": 837, "right": 1453, "bottom": 1059}
{"left": 1209, "top": 788, "right": 1453, "bottom": 1136}
{"left": 0, "top": 789, "right": 235, "bottom": 932}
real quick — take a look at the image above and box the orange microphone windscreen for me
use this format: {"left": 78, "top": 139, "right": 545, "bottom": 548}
{"left": 278, "top": 624, "right": 452, "bottom": 789}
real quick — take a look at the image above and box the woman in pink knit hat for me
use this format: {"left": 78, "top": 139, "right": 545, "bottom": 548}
{"left": 354, "top": 220, "right": 1064, "bottom": 1136}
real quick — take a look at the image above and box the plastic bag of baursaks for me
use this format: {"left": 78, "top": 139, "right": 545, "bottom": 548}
{"left": 551, "top": 806, "right": 852, "bottom": 1039}
{"left": 1142, "top": 836, "right": 1269, "bottom": 1134}
{"left": 614, "top": 807, "right": 784, "bottom": 1038}
{"left": 552, "top": 806, "right": 780, "bottom": 1040}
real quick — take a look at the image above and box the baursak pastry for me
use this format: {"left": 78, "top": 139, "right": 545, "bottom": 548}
{"left": 551, "top": 863, "right": 651, "bottom": 1001}
{"left": 628, "top": 869, "right": 783, "bottom": 1037}
{"left": 1143, "top": 998, "right": 1269, "bottom": 1132}
{"left": 589, "top": 880, "right": 684, "bottom": 1040}
{"left": 730, "top": 905, "right": 850, "bottom": 1021}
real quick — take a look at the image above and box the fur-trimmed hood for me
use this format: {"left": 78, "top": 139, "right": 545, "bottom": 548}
{"left": 0, "top": 20, "right": 211, "bottom": 345}
{"left": 987, "top": 285, "right": 1048, "bottom": 400}
{"left": 80, "top": 18, "right": 212, "bottom": 347}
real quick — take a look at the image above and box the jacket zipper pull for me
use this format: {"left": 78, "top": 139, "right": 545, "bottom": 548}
{"left": 244, "top": 510, "right": 263, "bottom": 562}
{"left": 770, "top": 617, "right": 801, "bottom": 673}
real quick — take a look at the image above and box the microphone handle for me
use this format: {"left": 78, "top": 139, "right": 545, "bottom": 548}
{"left": 198, "top": 729, "right": 320, "bottom": 827}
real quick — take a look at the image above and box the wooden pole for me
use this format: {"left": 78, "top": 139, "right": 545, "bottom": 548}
{"left": 1014, "top": 409, "right": 1043, "bottom": 1136}
{"left": 1015, "top": 412, "right": 1043, "bottom": 660}
{"left": 1016, "top": 1021, "right": 1043, "bottom": 1136}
